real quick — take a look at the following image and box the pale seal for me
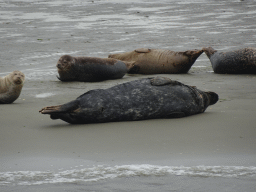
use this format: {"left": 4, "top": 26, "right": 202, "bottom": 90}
{"left": 203, "top": 47, "right": 256, "bottom": 74}
{"left": 108, "top": 48, "right": 204, "bottom": 74}
{"left": 56, "top": 55, "right": 128, "bottom": 82}
{"left": 0, "top": 71, "right": 25, "bottom": 104}
{"left": 39, "top": 76, "right": 218, "bottom": 124}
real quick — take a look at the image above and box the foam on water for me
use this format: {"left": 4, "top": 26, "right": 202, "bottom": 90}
{"left": 35, "top": 93, "right": 55, "bottom": 98}
{"left": 1, "top": 164, "right": 256, "bottom": 186}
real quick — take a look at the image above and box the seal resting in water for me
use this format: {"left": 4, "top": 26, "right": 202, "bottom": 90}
{"left": 0, "top": 71, "right": 25, "bottom": 104}
{"left": 108, "top": 48, "right": 204, "bottom": 74}
{"left": 39, "top": 76, "right": 218, "bottom": 124}
{"left": 56, "top": 55, "right": 128, "bottom": 82}
{"left": 203, "top": 47, "right": 256, "bottom": 74}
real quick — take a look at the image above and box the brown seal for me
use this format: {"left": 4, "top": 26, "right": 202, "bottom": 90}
{"left": 0, "top": 71, "right": 25, "bottom": 104}
{"left": 56, "top": 55, "right": 129, "bottom": 82}
{"left": 108, "top": 48, "right": 204, "bottom": 74}
{"left": 203, "top": 47, "right": 256, "bottom": 74}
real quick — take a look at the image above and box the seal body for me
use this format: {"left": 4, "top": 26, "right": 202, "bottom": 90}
{"left": 56, "top": 55, "right": 128, "bottom": 82}
{"left": 108, "top": 48, "right": 204, "bottom": 74}
{"left": 39, "top": 76, "right": 218, "bottom": 124}
{"left": 0, "top": 71, "right": 25, "bottom": 104}
{"left": 203, "top": 47, "right": 256, "bottom": 74}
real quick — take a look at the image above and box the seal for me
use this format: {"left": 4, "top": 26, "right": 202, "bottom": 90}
{"left": 108, "top": 48, "right": 204, "bottom": 74}
{"left": 203, "top": 47, "right": 256, "bottom": 74}
{"left": 39, "top": 76, "right": 218, "bottom": 124}
{"left": 0, "top": 71, "right": 25, "bottom": 104}
{"left": 56, "top": 55, "right": 129, "bottom": 82}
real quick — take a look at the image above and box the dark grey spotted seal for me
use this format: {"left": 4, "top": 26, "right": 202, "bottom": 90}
{"left": 39, "top": 76, "right": 219, "bottom": 124}
{"left": 56, "top": 55, "right": 129, "bottom": 82}
{"left": 203, "top": 47, "right": 256, "bottom": 74}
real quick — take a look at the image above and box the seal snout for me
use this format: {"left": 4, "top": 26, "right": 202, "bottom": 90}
{"left": 57, "top": 63, "right": 62, "bottom": 68}
{"left": 15, "top": 78, "right": 22, "bottom": 84}
{"left": 206, "top": 91, "right": 219, "bottom": 105}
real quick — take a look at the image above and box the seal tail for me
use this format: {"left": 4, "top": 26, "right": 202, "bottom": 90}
{"left": 202, "top": 47, "right": 217, "bottom": 59}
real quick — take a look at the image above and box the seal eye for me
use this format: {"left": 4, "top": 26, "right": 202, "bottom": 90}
{"left": 14, "top": 73, "right": 17, "bottom": 75}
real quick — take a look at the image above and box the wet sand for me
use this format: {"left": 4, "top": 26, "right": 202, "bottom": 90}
{"left": 1, "top": 72, "right": 256, "bottom": 168}
{"left": 0, "top": 0, "right": 256, "bottom": 191}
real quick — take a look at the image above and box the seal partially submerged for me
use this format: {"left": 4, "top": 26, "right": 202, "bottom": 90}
{"left": 56, "top": 55, "right": 128, "bottom": 82}
{"left": 0, "top": 71, "right": 25, "bottom": 104}
{"left": 108, "top": 48, "right": 204, "bottom": 74}
{"left": 203, "top": 47, "right": 256, "bottom": 74}
{"left": 39, "top": 76, "right": 218, "bottom": 124}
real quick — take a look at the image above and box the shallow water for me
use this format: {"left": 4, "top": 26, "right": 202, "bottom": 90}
{"left": 1, "top": 0, "right": 256, "bottom": 191}
{"left": 1, "top": 0, "right": 256, "bottom": 79}
{"left": 1, "top": 164, "right": 256, "bottom": 186}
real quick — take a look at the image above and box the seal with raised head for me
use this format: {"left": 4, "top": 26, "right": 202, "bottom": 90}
{"left": 0, "top": 71, "right": 25, "bottom": 104}
{"left": 56, "top": 55, "right": 129, "bottom": 82}
{"left": 39, "top": 76, "right": 218, "bottom": 124}
{"left": 203, "top": 47, "right": 256, "bottom": 74}
{"left": 108, "top": 48, "right": 204, "bottom": 74}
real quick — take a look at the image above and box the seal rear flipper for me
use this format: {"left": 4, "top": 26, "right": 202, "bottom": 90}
{"left": 150, "top": 76, "right": 181, "bottom": 86}
{"left": 202, "top": 47, "right": 217, "bottom": 59}
{"left": 39, "top": 100, "right": 80, "bottom": 114}
{"left": 135, "top": 48, "right": 151, "bottom": 53}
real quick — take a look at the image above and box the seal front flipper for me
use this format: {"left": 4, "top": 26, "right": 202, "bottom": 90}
{"left": 150, "top": 76, "right": 181, "bottom": 86}
{"left": 183, "top": 49, "right": 204, "bottom": 60}
{"left": 135, "top": 48, "right": 151, "bottom": 53}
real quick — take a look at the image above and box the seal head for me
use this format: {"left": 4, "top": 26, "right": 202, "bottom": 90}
{"left": 56, "top": 55, "right": 76, "bottom": 81}
{"left": 0, "top": 71, "right": 25, "bottom": 104}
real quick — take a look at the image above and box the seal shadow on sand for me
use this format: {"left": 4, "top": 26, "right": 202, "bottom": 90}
{"left": 39, "top": 111, "right": 218, "bottom": 129}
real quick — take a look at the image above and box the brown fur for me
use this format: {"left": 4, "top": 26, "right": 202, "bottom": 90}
{"left": 202, "top": 47, "right": 217, "bottom": 58}
{"left": 57, "top": 55, "right": 128, "bottom": 82}
{"left": 0, "top": 71, "right": 25, "bottom": 104}
{"left": 108, "top": 48, "right": 204, "bottom": 74}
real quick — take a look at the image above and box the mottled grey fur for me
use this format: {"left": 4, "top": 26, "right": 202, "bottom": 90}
{"left": 40, "top": 77, "right": 218, "bottom": 124}
{"left": 203, "top": 47, "right": 256, "bottom": 74}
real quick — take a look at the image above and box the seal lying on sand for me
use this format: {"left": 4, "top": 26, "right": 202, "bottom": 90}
{"left": 39, "top": 76, "right": 218, "bottom": 124}
{"left": 56, "top": 55, "right": 129, "bottom": 82}
{"left": 203, "top": 47, "right": 256, "bottom": 74}
{"left": 108, "top": 48, "right": 204, "bottom": 74}
{"left": 0, "top": 71, "right": 25, "bottom": 104}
